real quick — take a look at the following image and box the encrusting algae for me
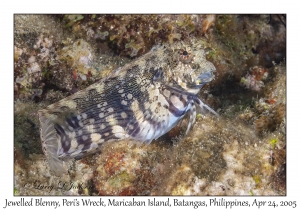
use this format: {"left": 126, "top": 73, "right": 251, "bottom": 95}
{"left": 14, "top": 14, "right": 286, "bottom": 195}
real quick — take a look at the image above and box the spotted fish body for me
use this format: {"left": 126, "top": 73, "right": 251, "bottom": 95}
{"left": 38, "top": 39, "right": 217, "bottom": 175}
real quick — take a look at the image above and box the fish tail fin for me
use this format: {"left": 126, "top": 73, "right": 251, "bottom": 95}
{"left": 39, "top": 114, "right": 66, "bottom": 176}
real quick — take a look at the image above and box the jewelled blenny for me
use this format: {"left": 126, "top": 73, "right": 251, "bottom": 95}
{"left": 38, "top": 39, "right": 217, "bottom": 175}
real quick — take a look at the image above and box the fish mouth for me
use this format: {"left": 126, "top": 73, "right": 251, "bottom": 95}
{"left": 189, "top": 71, "right": 215, "bottom": 90}
{"left": 200, "top": 71, "right": 213, "bottom": 79}
{"left": 197, "top": 71, "right": 214, "bottom": 84}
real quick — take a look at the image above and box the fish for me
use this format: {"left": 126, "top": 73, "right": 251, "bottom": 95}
{"left": 38, "top": 39, "right": 217, "bottom": 176}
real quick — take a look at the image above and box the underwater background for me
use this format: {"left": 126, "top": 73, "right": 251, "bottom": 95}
{"left": 14, "top": 14, "right": 286, "bottom": 195}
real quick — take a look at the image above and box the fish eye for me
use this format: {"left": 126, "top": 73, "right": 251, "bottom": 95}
{"left": 179, "top": 49, "right": 193, "bottom": 64}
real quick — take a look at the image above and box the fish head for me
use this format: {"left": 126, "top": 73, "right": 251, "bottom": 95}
{"left": 153, "top": 40, "right": 216, "bottom": 94}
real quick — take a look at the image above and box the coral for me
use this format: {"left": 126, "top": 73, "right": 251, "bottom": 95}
{"left": 14, "top": 31, "right": 59, "bottom": 101}
{"left": 59, "top": 14, "right": 216, "bottom": 57}
{"left": 14, "top": 14, "right": 286, "bottom": 196}
{"left": 240, "top": 73, "right": 264, "bottom": 91}
{"left": 14, "top": 100, "right": 42, "bottom": 157}
{"left": 93, "top": 141, "right": 168, "bottom": 195}
{"left": 251, "top": 64, "right": 286, "bottom": 135}
{"left": 59, "top": 39, "right": 95, "bottom": 75}
{"left": 201, "top": 15, "right": 216, "bottom": 34}
{"left": 14, "top": 46, "right": 23, "bottom": 62}
{"left": 270, "top": 147, "right": 286, "bottom": 192}
{"left": 240, "top": 66, "right": 268, "bottom": 91}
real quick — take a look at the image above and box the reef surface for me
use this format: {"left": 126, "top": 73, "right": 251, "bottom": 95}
{"left": 14, "top": 14, "right": 286, "bottom": 195}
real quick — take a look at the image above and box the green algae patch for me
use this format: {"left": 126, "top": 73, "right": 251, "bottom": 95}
{"left": 269, "top": 138, "right": 278, "bottom": 149}
{"left": 108, "top": 171, "right": 133, "bottom": 189}
{"left": 252, "top": 175, "right": 261, "bottom": 188}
